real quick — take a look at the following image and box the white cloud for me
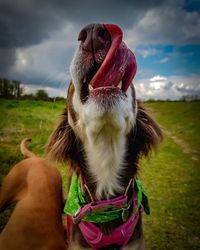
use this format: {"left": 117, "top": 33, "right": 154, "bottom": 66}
{"left": 148, "top": 76, "right": 171, "bottom": 91}
{"left": 150, "top": 75, "right": 168, "bottom": 82}
{"left": 159, "top": 57, "right": 169, "bottom": 64}
{"left": 22, "top": 83, "right": 68, "bottom": 98}
{"left": 135, "top": 74, "right": 200, "bottom": 100}
{"left": 135, "top": 47, "right": 160, "bottom": 58}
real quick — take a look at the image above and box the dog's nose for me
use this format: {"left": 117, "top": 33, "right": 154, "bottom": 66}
{"left": 78, "top": 24, "right": 111, "bottom": 52}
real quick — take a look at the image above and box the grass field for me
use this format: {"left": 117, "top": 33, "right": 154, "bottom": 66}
{"left": 0, "top": 98, "right": 199, "bottom": 249}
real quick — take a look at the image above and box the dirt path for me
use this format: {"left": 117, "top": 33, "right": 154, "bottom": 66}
{"left": 163, "top": 128, "right": 199, "bottom": 161}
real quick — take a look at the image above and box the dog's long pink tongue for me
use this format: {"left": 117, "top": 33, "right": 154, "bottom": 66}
{"left": 90, "top": 24, "right": 137, "bottom": 92}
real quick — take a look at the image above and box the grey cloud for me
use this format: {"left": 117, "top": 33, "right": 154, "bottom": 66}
{"left": 163, "top": 81, "right": 173, "bottom": 90}
{"left": 125, "top": 0, "right": 200, "bottom": 46}
{"left": 10, "top": 41, "right": 74, "bottom": 87}
{"left": 0, "top": 0, "right": 167, "bottom": 49}
{"left": 0, "top": 48, "right": 16, "bottom": 75}
{"left": 0, "top": 0, "right": 64, "bottom": 48}
{"left": 176, "top": 84, "right": 200, "bottom": 95}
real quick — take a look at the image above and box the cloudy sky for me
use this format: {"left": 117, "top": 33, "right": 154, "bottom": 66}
{"left": 0, "top": 0, "right": 200, "bottom": 100}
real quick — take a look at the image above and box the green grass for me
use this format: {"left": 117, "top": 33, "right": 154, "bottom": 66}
{"left": 141, "top": 138, "right": 199, "bottom": 249}
{"left": 0, "top": 99, "right": 64, "bottom": 168}
{"left": 146, "top": 101, "right": 200, "bottom": 151}
{"left": 0, "top": 99, "right": 200, "bottom": 249}
{"left": 141, "top": 101, "right": 200, "bottom": 250}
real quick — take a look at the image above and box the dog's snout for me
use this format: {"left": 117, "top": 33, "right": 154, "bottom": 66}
{"left": 78, "top": 24, "right": 111, "bottom": 52}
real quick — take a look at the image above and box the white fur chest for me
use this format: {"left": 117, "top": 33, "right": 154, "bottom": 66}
{"left": 84, "top": 113, "right": 127, "bottom": 199}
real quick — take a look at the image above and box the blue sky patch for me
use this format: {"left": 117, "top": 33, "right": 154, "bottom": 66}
{"left": 135, "top": 45, "right": 200, "bottom": 79}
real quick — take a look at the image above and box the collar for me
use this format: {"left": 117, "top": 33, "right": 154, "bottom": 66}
{"left": 64, "top": 174, "right": 150, "bottom": 224}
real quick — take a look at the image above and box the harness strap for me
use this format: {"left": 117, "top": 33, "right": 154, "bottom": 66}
{"left": 72, "top": 195, "right": 128, "bottom": 224}
{"left": 75, "top": 198, "right": 141, "bottom": 249}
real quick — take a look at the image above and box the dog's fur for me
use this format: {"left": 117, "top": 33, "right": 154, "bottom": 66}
{"left": 45, "top": 40, "right": 163, "bottom": 248}
{"left": 0, "top": 139, "right": 67, "bottom": 250}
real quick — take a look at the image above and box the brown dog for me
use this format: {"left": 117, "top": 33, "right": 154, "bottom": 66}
{"left": 0, "top": 139, "right": 67, "bottom": 250}
{"left": 46, "top": 24, "right": 163, "bottom": 249}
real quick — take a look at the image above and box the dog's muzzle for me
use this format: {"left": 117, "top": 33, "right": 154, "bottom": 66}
{"left": 76, "top": 23, "right": 137, "bottom": 103}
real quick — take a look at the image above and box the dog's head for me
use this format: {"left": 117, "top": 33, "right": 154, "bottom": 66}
{"left": 69, "top": 24, "right": 137, "bottom": 141}
{"left": 46, "top": 24, "right": 162, "bottom": 197}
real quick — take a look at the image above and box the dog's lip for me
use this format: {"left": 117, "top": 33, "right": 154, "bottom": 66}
{"left": 90, "top": 85, "right": 120, "bottom": 91}
{"left": 89, "top": 82, "right": 122, "bottom": 92}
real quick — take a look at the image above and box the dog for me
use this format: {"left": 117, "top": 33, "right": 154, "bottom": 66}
{"left": 46, "top": 24, "right": 163, "bottom": 249}
{"left": 0, "top": 139, "right": 67, "bottom": 250}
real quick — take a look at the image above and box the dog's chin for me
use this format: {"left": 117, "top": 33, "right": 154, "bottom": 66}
{"left": 82, "top": 84, "right": 127, "bottom": 110}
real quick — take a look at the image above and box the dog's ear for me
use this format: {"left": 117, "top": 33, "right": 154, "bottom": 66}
{"left": 135, "top": 102, "right": 163, "bottom": 157}
{"left": 45, "top": 107, "right": 75, "bottom": 162}
{"left": 46, "top": 83, "right": 76, "bottom": 162}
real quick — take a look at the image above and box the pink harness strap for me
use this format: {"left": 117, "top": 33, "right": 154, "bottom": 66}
{"left": 78, "top": 198, "right": 141, "bottom": 249}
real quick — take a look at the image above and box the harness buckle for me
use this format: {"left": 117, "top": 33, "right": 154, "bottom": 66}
{"left": 122, "top": 202, "right": 131, "bottom": 222}
{"left": 72, "top": 204, "right": 92, "bottom": 224}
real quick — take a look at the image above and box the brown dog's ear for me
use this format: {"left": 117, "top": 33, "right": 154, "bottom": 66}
{"left": 45, "top": 107, "right": 75, "bottom": 162}
{"left": 135, "top": 102, "right": 163, "bottom": 157}
{"left": 46, "top": 83, "right": 77, "bottom": 162}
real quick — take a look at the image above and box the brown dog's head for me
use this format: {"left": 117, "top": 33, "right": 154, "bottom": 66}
{"left": 67, "top": 24, "right": 138, "bottom": 142}
{"left": 46, "top": 24, "right": 162, "bottom": 198}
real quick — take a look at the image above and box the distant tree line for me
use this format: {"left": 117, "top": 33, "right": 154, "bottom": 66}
{"left": 180, "top": 95, "right": 200, "bottom": 102}
{"left": 0, "top": 78, "right": 65, "bottom": 101}
{"left": 145, "top": 96, "right": 200, "bottom": 102}
{"left": 0, "top": 78, "right": 23, "bottom": 98}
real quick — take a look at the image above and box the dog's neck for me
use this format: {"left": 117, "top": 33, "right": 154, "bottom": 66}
{"left": 69, "top": 87, "right": 137, "bottom": 199}
{"left": 83, "top": 117, "right": 127, "bottom": 199}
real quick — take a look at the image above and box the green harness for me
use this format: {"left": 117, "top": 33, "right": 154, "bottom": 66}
{"left": 64, "top": 174, "right": 150, "bottom": 223}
